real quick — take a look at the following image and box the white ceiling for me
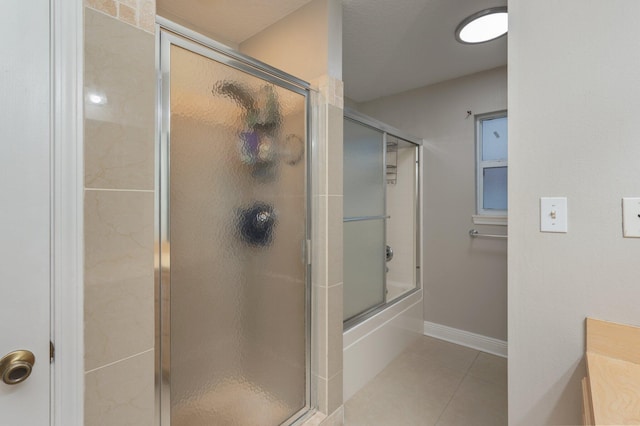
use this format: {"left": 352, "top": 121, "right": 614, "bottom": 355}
{"left": 157, "top": 0, "right": 507, "bottom": 103}
{"left": 343, "top": 0, "right": 507, "bottom": 102}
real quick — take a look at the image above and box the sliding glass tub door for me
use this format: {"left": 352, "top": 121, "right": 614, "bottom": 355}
{"left": 342, "top": 118, "right": 386, "bottom": 323}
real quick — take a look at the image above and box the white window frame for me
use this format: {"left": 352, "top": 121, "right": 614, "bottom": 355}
{"left": 475, "top": 111, "right": 508, "bottom": 224}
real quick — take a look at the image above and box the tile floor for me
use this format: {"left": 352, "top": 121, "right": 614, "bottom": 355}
{"left": 344, "top": 336, "right": 507, "bottom": 426}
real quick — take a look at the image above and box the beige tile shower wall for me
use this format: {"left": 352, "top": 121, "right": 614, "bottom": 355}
{"left": 85, "top": 0, "right": 155, "bottom": 33}
{"left": 312, "top": 82, "right": 344, "bottom": 420}
{"left": 314, "top": 94, "right": 343, "bottom": 420}
{"left": 83, "top": 7, "right": 155, "bottom": 426}
{"left": 303, "top": 78, "right": 344, "bottom": 424}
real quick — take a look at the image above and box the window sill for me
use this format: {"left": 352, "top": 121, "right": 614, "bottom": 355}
{"left": 472, "top": 215, "right": 508, "bottom": 226}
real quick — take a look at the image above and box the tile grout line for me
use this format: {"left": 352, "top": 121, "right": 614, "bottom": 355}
{"left": 433, "top": 351, "right": 481, "bottom": 425}
{"left": 85, "top": 348, "right": 154, "bottom": 374}
{"left": 467, "top": 350, "right": 481, "bottom": 374}
{"left": 85, "top": 187, "right": 154, "bottom": 193}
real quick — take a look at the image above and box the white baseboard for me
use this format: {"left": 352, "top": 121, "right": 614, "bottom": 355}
{"left": 423, "top": 321, "right": 508, "bottom": 358}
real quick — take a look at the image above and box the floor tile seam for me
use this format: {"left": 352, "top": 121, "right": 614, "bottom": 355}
{"left": 465, "top": 373, "right": 508, "bottom": 390}
{"left": 389, "top": 353, "right": 473, "bottom": 380}
{"left": 432, "top": 363, "right": 469, "bottom": 425}
{"left": 401, "top": 348, "right": 478, "bottom": 370}
{"left": 465, "top": 350, "right": 481, "bottom": 373}
{"left": 433, "top": 351, "right": 481, "bottom": 425}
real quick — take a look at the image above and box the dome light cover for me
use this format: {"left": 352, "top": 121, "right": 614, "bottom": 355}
{"left": 456, "top": 7, "right": 508, "bottom": 44}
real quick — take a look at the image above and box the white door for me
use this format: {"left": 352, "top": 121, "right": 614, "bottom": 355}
{"left": 0, "top": 0, "right": 52, "bottom": 424}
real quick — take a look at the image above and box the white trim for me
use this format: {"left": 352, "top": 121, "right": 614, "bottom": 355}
{"left": 52, "top": 0, "right": 84, "bottom": 425}
{"left": 423, "top": 321, "right": 507, "bottom": 358}
{"left": 472, "top": 214, "right": 508, "bottom": 226}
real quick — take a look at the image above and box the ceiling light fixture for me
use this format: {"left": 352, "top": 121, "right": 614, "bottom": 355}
{"left": 455, "top": 7, "right": 508, "bottom": 44}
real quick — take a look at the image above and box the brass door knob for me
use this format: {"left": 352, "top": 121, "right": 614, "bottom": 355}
{"left": 0, "top": 350, "right": 35, "bottom": 385}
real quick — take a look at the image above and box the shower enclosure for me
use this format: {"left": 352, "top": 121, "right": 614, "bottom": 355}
{"left": 343, "top": 110, "right": 421, "bottom": 328}
{"left": 157, "top": 25, "right": 311, "bottom": 426}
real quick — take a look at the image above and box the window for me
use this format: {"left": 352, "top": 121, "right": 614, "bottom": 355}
{"left": 476, "top": 111, "right": 507, "bottom": 222}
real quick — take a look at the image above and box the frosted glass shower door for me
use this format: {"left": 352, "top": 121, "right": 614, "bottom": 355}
{"left": 160, "top": 33, "right": 309, "bottom": 426}
{"left": 343, "top": 119, "right": 386, "bottom": 322}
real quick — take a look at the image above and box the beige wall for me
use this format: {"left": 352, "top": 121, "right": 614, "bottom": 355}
{"left": 344, "top": 97, "right": 360, "bottom": 110}
{"left": 508, "top": 1, "right": 640, "bottom": 424}
{"left": 83, "top": 6, "right": 155, "bottom": 425}
{"left": 358, "top": 67, "right": 508, "bottom": 341}
{"left": 240, "top": 0, "right": 342, "bottom": 82}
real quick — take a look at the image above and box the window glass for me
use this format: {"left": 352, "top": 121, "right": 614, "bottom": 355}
{"left": 482, "top": 116, "right": 508, "bottom": 161}
{"left": 483, "top": 166, "right": 508, "bottom": 210}
{"left": 477, "top": 112, "right": 507, "bottom": 216}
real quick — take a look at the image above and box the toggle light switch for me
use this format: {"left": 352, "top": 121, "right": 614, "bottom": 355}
{"left": 541, "top": 197, "right": 568, "bottom": 233}
{"left": 622, "top": 198, "right": 640, "bottom": 238}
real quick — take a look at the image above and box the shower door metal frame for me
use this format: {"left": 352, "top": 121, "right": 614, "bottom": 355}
{"left": 155, "top": 20, "right": 313, "bottom": 426}
{"left": 342, "top": 108, "right": 423, "bottom": 331}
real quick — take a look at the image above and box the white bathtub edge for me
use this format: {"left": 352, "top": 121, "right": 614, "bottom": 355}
{"left": 342, "top": 290, "right": 423, "bottom": 402}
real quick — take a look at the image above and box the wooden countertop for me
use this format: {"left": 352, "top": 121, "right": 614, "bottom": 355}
{"left": 585, "top": 318, "right": 640, "bottom": 425}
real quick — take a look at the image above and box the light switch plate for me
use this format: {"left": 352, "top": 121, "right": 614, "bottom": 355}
{"left": 540, "top": 197, "right": 568, "bottom": 233}
{"left": 622, "top": 198, "right": 640, "bottom": 238}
